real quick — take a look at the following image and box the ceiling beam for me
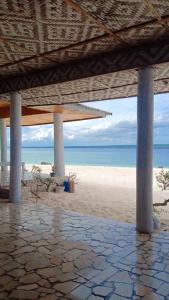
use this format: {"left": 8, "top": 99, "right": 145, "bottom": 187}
{"left": 0, "top": 39, "right": 169, "bottom": 94}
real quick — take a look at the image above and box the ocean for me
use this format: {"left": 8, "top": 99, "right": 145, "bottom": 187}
{"left": 7, "top": 145, "right": 169, "bottom": 167}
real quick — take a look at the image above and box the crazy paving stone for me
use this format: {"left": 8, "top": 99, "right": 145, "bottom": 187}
{"left": 134, "top": 284, "right": 153, "bottom": 296}
{"left": 50, "top": 255, "right": 62, "bottom": 265}
{"left": 109, "top": 294, "right": 127, "bottom": 300}
{"left": 38, "top": 278, "right": 51, "bottom": 288}
{"left": 26, "top": 254, "right": 52, "bottom": 271}
{"left": 109, "top": 271, "right": 133, "bottom": 284}
{"left": 157, "top": 282, "right": 169, "bottom": 296}
{"left": 8, "top": 268, "right": 26, "bottom": 278}
{"left": 39, "top": 295, "right": 58, "bottom": 300}
{"left": 139, "top": 274, "right": 163, "bottom": 289}
{"left": 0, "top": 292, "right": 8, "bottom": 299}
{"left": 77, "top": 268, "right": 100, "bottom": 280}
{"left": 2, "top": 261, "right": 21, "bottom": 271}
{"left": 0, "top": 275, "right": 12, "bottom": 286}
{"left": 62, "top": 262, "right": 75, "bottom": 273}
{"left": 69, "top": 285, "right": 91, "bottom": 299}
{"left": 9, "top": 289, "right": 39, "bottom": 299}
{"left": 93, "top": 286, "right": 112, "bottom": 297}
{"left": 92, "top": 267, "right": 117, "bottom": 284}
{"left": 20, "top": 273, "right": 41, "bottom": 284}
{"left": 144, "top": 292, "right": 165, "bottom": 300}
{"left": 17, "top": 284, "right": 39, "bottom": 290}
{"left": 87, "top": 296, "right": 103, "bottom": 300}
{"left": 114, "top": 282, "right": 133, "bottom": 298}
{"left": 155, "top": 272, "right": 169, "bottom": 282}
{"left": 13, "top": 246, "right": 35, "bottom": 255}
{"left": 0, "top": 203, "right": 169, "bottom": 299}
{"left": 37, "top": 267, "right": 58, "bottom": 278}
{"left": 4, "top": 280, "right": 18, "bottom": 292}
{"left": 53, "top": 281, "right": 79, "bottom": 294}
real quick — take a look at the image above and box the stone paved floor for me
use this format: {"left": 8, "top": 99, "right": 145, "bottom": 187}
{"left": 0, "top": 203, "right": 169, "bottom": 300}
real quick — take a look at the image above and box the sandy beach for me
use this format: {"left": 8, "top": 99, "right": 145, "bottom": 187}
{"left": 24, "top": 165, "right": 169, "bottom": 230}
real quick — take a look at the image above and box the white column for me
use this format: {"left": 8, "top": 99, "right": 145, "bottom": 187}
{"left": 10, "top": 92, "right": 22, "bottom": 203}
{"left": 0, "top": 119, "right": 7, "bottom": 170}
{"left": 136, "top": 67, "right": 154, "bottom": 233}
{"left": 53, "top": 113, "right": 65, "bottom": 177}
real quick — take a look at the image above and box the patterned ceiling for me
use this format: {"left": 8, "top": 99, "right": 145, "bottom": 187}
{"left": 0, "top": 0, "right": 169, "bottom": 104}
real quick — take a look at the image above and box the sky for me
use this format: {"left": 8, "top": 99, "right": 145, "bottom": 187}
{"left": 9, "top": 93, "right": 169, "bottom": 147}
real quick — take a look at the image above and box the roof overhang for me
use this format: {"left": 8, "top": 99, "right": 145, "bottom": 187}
{"left": 0, "top": 101, "right": 111, "bottom": 126}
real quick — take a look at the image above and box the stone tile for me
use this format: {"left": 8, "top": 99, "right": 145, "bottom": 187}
{"left": 0, "top": 292, "right": 8, "bottom": 299}
{"left": 53, "top": 281, "right": 79, "bottom": 294}
{"left": 77, "top": 268, "right": 100, "bottom": 280}
{"left": 144, "top": 292, "right": 165, "bottom": 300}
{"left": 0, "top": 275, "right": 12, "bottom": 286}
{"left": 157, "top": 282, "right": 169, "bottom": 296}
{"left": 134, "top": 284, "right": 152, "bottom": 297}
{"left": 37, "top": 267, "right": 58, "bottom": 278}
{"left": 70, "top": 285, "right": 91, "bottom": 299}
{"left": 9, "top": 289, "right": 39, "bottom": 299}
{"left": 13, "top": 245, "right": 35, "bottom": 255}
{"left": 2, "top": 261, "right": 21, "bottom": 271}
{"left": 50, "top": 255, "right": 62, "bottom": 265}
{"left": 114, "top": 283, "right": 133, "bottom": 298}
{"left": 109, "top": 271, "right": 133, "bottom": 284}
{"left": 20, "top": 273, "right": 41, "bottom": 284}
{"left": 17, "top": 284, "right": 39, "bottom": 290}
{"left": 0, "top": 202, "right": 169, "bottom": 300}
{"left": 8, "top": 268, "right": 26, "bottom": 278}
{"left": 5, "top": 280, "right": 18, "bottom": 292}
{"left": 39, "top": 296, "right": 58, "bottom": 300}
{"left": 109, "top": 294, "right": 127, "bottom": 300}
{"left": 87, "top": 296, "right": 103, "bottom": 300}
{"left": 155, "top": 272, "right": 169, "bottom": 282}
{"left": 92, "top": 267, "right": 117, "bottom": 284}
{"left": 93, "top": 286, "right": 112, "bottom": 297}
{"left": 139, "top": 274, "right": 163, "bottom": 289}
{"left": 62, "top": 262, "right": 75, "bottom": 273}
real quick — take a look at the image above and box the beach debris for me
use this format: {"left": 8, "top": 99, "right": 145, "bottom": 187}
{"left": 41, "top": 162, "right": 51, "bottom": 165}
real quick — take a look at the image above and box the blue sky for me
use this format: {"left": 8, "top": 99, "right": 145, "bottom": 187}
{"left": 14, "top": 93, "right": 169, "bottom": 146}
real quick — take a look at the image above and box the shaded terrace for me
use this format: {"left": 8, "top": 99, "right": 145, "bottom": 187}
{"left": 0, "top": 0, "right": 169, "bottom": 299}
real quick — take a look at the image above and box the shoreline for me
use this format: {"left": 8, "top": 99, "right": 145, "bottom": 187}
{"left": 23, "top": 165, "right": 169, "bottom": 231}
{"left": 26, "top": 163, "right": 167, "bottom": 169}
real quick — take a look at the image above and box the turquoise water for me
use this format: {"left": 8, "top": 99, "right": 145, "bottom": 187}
{"left": 7, "top": 145, "right": 169, "bottom": 167}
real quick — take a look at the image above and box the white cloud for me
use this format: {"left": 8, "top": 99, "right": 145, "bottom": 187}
{"left": 22, "top": 125, "right": 53, "bottom": 142}
{"left": 20, "top": 97, "right": 169, "bottom": 146}
{"left": 66, "top": 134, "right": 75, "bottom": 140}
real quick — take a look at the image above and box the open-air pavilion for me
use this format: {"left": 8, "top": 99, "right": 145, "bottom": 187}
{"left": 0, "top": 100, "right": 110, "bottom": 180}
{"left": 0, "top": 1, "right": 169, "bottom": 299}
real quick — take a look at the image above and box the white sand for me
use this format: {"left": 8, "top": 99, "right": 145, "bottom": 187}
{"left": 24, "top": 165, "right": 169, "bottom": 230}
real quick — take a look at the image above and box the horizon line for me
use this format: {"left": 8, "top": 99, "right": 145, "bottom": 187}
{"left": 14, "top": 143, "right": 169, "bottom": 148}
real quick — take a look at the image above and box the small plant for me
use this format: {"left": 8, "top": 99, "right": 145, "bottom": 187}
{"left": 40, "top": 177, "right": 54, "bottom": 192}
{"left": 50, "top": 165, "right": 56, "bottom": 177}
{"left": 156, "top": 168, "right": 169, "bottom": 191}
{"left": 31, "top": 165, "right": 42, "bottom": 179}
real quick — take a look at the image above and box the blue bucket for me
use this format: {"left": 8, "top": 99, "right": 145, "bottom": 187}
{"left": 64, "top": 181, "right": 69, "bottom": 192}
